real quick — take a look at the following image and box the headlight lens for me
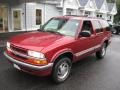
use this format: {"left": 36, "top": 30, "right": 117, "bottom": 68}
{"left": 7, "top": 42, "right": 10, "bottom": 48}
{"left": 28, "top": 50, "right": 45, "bottom": 59}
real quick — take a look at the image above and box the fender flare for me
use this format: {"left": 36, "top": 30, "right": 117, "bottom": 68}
{"left": 50, "top": 48, "right": 74, "bottom": 63}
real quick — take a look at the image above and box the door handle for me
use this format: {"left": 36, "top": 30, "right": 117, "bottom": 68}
{"left": 90, "top": 36, "right": 96, "bottom": 38}
{"left": 96, "top": 35, "right": 100, "bottom": 37}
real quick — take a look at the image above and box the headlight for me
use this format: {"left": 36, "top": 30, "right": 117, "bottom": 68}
{"left": 28, "top": 50, "right": 45, "bottom": 59}
{"left": 7, "top": 42, "right": 11, "bottom": 51}
{"left": 7, "top": 42, "right": 10, "bottom": 48}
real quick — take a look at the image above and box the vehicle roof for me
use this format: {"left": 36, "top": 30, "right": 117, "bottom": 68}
{"left": 54, "top": 15, "right": 105, "bottom": 21}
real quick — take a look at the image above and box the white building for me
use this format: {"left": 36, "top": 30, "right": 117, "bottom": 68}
{"left": 0, "top": 0, "right": 117, "bottom": 33}
{"left": 107, "top": 2, "right": 117, "bottom": 23}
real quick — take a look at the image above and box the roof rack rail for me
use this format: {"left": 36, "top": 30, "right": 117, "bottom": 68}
{"left": 85, "top": 16, "right": 106, "bottom": 20}
{"left": 64, "top": 15, "right": 106, "bottom": 20}
{"left": 64, "top": 15, "right": 88, "bottom": 17}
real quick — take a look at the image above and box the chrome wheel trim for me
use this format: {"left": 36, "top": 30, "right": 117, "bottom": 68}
{"left": 57, "top": 61, "right": 70, "bottom": 80}
{"left": 101, "top": 45, "right": 106, "bottom": 56}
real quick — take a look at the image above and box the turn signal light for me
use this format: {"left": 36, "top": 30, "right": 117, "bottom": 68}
{"left": 28, "top": 58, "right": 48, "bottom": 65}
{"left": 33, "top": 60, "right": 48, "bottom": 65}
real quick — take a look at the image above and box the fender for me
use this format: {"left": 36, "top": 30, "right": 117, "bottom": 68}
{"left": 50, "top": 48, "right": 74, "bottom": 63}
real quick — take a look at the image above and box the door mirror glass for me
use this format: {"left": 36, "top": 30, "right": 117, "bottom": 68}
{"left": 80, "top": 30, "right": 91, "bottom": 37}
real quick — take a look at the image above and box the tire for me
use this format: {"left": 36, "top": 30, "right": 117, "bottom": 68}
{"left": 96, "top": 43, "right": 107, "bottom": 59}
{"left": 116, "top": 30, "right": 120, "bottom": 35}
{"left": 116, "top": 30, "right": 119, "bottom": 35}
{"left": 52, "top": 57, "right": 72, "bottom": 83}
{"left": 112, "top": 29, "right": 117, "bottom": 34}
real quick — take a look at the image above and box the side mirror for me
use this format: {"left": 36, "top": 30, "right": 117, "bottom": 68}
{"left": 80, "top": 30, "right": 91, "bottom": 37}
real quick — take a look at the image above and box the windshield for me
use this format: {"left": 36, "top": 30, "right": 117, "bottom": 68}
{"left": 58, "top": 19, "right": 80, "bottom": 36}
{"left": 41, "top": 18, "right": 80, "bottom": 37}
{"left": 42, "top": 18, "right": 67, "bottom": 31}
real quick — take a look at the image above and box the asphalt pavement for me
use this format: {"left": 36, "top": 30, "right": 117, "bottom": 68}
{"left": 0, "top": 35, "right": 120, "bottom": 90}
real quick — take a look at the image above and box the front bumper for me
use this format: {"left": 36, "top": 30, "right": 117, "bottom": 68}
{"left": 4, "top": 52, "right": 53, "bottom": 71}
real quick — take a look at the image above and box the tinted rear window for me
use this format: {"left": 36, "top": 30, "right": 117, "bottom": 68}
{"left": 92, "top": 20, "right": 103, "bottom": 33}
{"left": 100, "top": 20, "right": 110, "bottom": 31}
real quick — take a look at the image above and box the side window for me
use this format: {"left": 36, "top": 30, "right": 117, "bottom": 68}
{"left": 100, "top": 20, "right": 110, "bottom": 31}
{"left": 81, "top": 21, "right": 93, "bottom": 34}
{"left": 92, "top": 20, "right": 102, "bottom": 33}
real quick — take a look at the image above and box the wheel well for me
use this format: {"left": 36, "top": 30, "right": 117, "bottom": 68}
{"left": 104, "top": 40, "right": 109, "bottom": 47}
{"left": 53, "top": 52, "right": 73, "bottom": 66}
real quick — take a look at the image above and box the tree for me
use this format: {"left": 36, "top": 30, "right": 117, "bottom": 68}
{"left": 114, "top": 0, "right": 120, "bottom": 23}
{"left": 107, "top": 0, "right": 116, "bottom": 3}
{"left": 114, "top": 4, "right": 120, "bottom": 23}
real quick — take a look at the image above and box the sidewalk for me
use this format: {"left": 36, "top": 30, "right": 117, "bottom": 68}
{"left": 0, "top": 31, "right": 28, "bottom": 47}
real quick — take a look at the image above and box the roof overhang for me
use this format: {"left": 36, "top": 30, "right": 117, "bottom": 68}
{"left": 0, "top": 0, "right": 60, "bottom": 3}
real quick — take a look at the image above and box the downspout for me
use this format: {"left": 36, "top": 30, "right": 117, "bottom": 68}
{"left": 63, "top": 0, "right": 66, "bottom": 15}
{"left": 44, "top": 0, "right": 46, "bottom": 24}
{"left": 25, "top": 0, "right": 27, "bottom": 31}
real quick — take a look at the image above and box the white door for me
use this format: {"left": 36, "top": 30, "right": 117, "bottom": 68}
{"left": 12, "top": 9, "right": 22, "bottom": 31}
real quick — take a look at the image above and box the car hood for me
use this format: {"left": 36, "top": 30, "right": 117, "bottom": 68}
{"left": 10, "top": 31, "right": 67, "bottom": 51}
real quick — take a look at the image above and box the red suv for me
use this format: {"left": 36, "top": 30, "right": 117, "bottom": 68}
{"left": 4, "top": 16, "right": 111, "bottom": 83}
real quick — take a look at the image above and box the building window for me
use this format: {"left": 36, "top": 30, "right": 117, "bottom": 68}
{"left": 85, "top": 11, "right": 90, "bottom": 16}
{"left": 100, "top": 15, "right": 102, "bottom": 17}
{"left": 67, "top": 11, "right": 71, "bottom": 15}
{"left": 110, "top": 16, "right": 111, "bottom": 19}
{"left": 58, "top": 10, "right": 63, "bottom": 16}
{"left": 36, "top": 9, "right": 42, "bottom": 25}
{"left": 97, "top": 15, "right": 99, "bottom": 17}
{"left": 96, "top": 14, "right": 102, "bottom": 18}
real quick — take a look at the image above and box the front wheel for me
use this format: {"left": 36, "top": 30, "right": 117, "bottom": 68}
{"left": 96, "top": 43, "right": 107, "bottom": 59}
{"left": 52, "top": 57, "right": 72, "bottom": 83}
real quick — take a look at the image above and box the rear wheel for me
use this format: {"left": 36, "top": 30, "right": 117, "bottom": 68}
{"left": 96, "top": 43, "right": 107, "bottom": 59}
{"left": 52, "top": 57, "right": 72, "bottom": 83}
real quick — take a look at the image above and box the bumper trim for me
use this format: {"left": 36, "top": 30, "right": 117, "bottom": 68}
{"left": 4, "top": 52, "right": 53, "bottom": 70}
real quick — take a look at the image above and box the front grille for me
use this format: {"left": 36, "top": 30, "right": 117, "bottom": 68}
{"left": 10, "top": 44, "right": 27, "bottom": 55}
{"left": 13, "top": 53, "right": 27, "bottom": 60}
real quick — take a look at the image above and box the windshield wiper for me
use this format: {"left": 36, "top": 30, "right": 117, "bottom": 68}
{"left": 46, "top": 30, "right": 63, "bottom": 35}
{"left": 37, "top": 29, "right": 44, "bottom": 31}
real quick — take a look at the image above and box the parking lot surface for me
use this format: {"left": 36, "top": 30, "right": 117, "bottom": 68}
{"left": 0, "top": 35, "right": 120, "bottom": 90}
